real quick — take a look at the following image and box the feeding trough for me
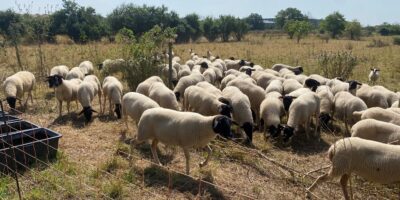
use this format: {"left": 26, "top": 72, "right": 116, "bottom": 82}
{"left": 0, "top": 120, "right": 39, "bottom": 137}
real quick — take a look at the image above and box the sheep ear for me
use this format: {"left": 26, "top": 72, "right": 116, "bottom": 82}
{"left": 78, "top": 109, "right": 85, "bottom": 115}
{"left": 370, "top": 68, "right": 374, "bottom": 71}
{"left": 218, "top": 97, "right": 231, "bottom": 105}
{"left": 91, "top": 109, "right": 98, "bottom": 113}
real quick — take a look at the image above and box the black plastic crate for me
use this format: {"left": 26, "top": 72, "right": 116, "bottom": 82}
{"left": 0, "top": 128, "right": 62, "bottom": 173}
{"left": 0, "top": 115, "right": 20, "bottom": 125}
{"left": 0, "top": 120, "right": 39, "bottom": 137}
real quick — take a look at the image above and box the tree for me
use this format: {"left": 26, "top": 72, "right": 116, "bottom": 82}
{"left": 202, "top": 17, "right": 220, "bottom": 42}
{"left": 345, "top": 20, "right": 362, "bottom": 40}
{"left": 245, "top": 13, "right": 264, "bottom": 30}
{"left": 217, "top": 15, "right": 236, "bottom": 42}
{"left": 275, "top": 8, "right": 306, "bottom": 29}
{"left": 233, "top": 18, "right": 249, "bottom": 41}
{"left": 284, "top": 20, "right": 311, "bottom": 43}
{"left": 321, "top": 12, "right": 346, "bottom": 38}
{"left": 0, "top": 9, "right": 25, "bottom": 70}
{"left": 183, "top": 13, "right": 202, "bottom": 42}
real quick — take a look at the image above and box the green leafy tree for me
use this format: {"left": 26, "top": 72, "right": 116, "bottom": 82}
{"left": 321, "top": 12, "right": 346, "bottom": 38}
{"left": 175, "top": 20, "right": 191, "bottom": 43}
{"left": 217, "top": 15, "right": 236, "bottom": 42}
{"left": 275, "top": 8, "right": 306, "bottom": 29}
{"left": 202, "top": 17, "right": 220, "bottom": 42}
{"left": 233, "top": 18, "right": 249, "bottom": 41}
{"left": 345, "top": 20, "right": 362, "bottom": 40}
{"left": 183, "top": 13, "right": 202, "bottom": 41}
{"left": 285, "top": 20, "right": 311, "bottom": 43}
{"left": 245, "top": 13, "right": 264, "bottom": 30}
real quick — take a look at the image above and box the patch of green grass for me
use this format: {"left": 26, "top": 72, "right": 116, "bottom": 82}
{"left": 0, "top": 176, "right": 13, "bottom": 199}
{"left": 101, "top": 157, "right": 120, "bottom": 174}
{"left": 123, "top": 167, "right": 140, "bottom": 183}
{"left": 25, "top": 188, "right": 47, "bottom": 200}
{"left": 104, "top": 181, "right": 123, "bottom": 199}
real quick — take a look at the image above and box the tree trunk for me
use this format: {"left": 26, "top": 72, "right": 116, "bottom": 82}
{"left": 13, "top": 41, "right": 23, "bottom": 71}
{"left": 297, "top": 36, "right": 300, "bottom": 43}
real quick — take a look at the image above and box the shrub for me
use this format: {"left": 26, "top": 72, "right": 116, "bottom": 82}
{"left": 393, "top": 36, "right": 400, "bottom": 45}
{"left": 367, "top": 39, "right": 388, "bottom": 48}
{"left": 317, "top": 51, "right": 358, "bottom": 79}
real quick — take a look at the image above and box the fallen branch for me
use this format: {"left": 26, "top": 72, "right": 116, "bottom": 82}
{"left": 306, "top": 165, "right": 331, "bottom": 175}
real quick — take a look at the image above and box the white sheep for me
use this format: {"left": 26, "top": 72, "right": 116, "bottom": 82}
{"left": 391, "top": 101, "right": 399, "bottom": 108}
{"left": 387, "top": 107, "right": 400, "bottom": 115}
{"left": 102, "top": 76, "right": 123, "bottom": 118}
{"left": 136, "top": 107, "right": 233, "bottom": 174}
{"left": 50, "top": 65, "right": 69, "bottom": 78}
{"left": 196, "top": 81, "right": 222, "bottom": 98}
{"left": 173, "top": 73, "right": 205, "bottom": 102}
{"left": 315, "top": 85, "right": 334, "bottom": 126}
{"left": 136, "top": 76, "right": 163, "bottom": 96}
{"left": 47, "top": 75, "right": 81, "bottom": 116}
{"left": 356, "top": 84, "right": 388, "bottom": 108}
{"left": 333, "top": 91, "right": 367, "bottom": 134}
{"left": 307, "top": 137, "right": 400, "bottom": 200}
{"left": 282, "top": 79, "right": 303, "bottom": 95}
{"left": 3, "top": 71, "right": 36, "bottom": 109}
{"left": 256, "top": 73, "right": 283, "bottom": 89}
{"left": 185, "top": 60, "right": 195, "bottom": 70}
{"left": 66, "top": 67, "right": 84, "bottom": 80}
{"left": 77, "top": 75, "right": 102, "bottom": 122}
{"left": 122, "top": 92, "right": 160, "bottom": 127}
{"left": 308, "top": 74, "right": 329, "bottom": 85}
{"left": 368, "top": 68, "right": 380, "bottom": 84}
{"left": 202, "top": 68, "right": 216, "bottom": 84}
{"left": 225, "top": 59, "right": 246, "bottom": 70}
{"left": 220, "top": 74, "right": 237, "bottom": 90}
{"left": 78, "top": 60, "right": 94, "bottom": 75}
{"left": 260, "top": 91, "right": 285, "bottom": 139}
{"left": 98, "top": 59, "right": 125, "bottom": 75}
{"left": 353, "top": 107, "right": 400, "bottom": 126}
{"left": 148, "top": 82, "right": 179, "bottom": 110}
{"left": 161, "top": 64, "right": 178, "bottom": 86}
{"left": 178, "top": 64, "right": 191, "bottom": 79}
{"left": 372, "top": 85, "right": 399, "bottom": 107}
{"left": 271, "top": 63, "right": 303, "bottom": 75}
{"left": 351, "top": 119, "right": 400, "bottom": 144}
{"left": 265, "top": 79, "right": 283, "bottom": 94}
{"left": 331, "top": 80, "right": 361, "bottom": 95}
{"left": 224, "top": 69, "right": 242, "bottom": 77}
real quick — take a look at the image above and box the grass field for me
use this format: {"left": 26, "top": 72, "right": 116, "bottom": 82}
{"left": 0, "top": 33, "right": 399, "bottom": 199}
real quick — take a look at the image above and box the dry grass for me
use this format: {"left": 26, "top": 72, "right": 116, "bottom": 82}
{"left": 0, "top": 33, "right": 399, "bottom": 199}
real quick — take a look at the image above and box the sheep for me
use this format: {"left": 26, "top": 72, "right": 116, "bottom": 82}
{"left": 202, "top": 68, "right": 216, "bottom": 84}
{"left": 260, "top": 91, "right": 285, "bottom": 138}
{"left": 224, "top": 69, "right": 242, "bottom": 77}
{"left": 351, "top": 119, "right": 400, "bottom": 144}
{"left": 148, "top": 82, "right": 179, "bottom": 110}
{"left": 265, "top": 79, "right": 283, "bottom": 94}
{"left": 333, "top": 91, "right": 367, "bottom": 134}
{"left": 315, "top": 86, "right": 334, "bottom": 126}
{"left": 77, "top": 75, "right": 102, "bottom": 122}
{"left": 225, "top": 59, "right": 246, "bottom": 70}
{"left": 47, "top": 75, "right": 81, "bottom": 116}
{"left": 249, "top": 63, "right": 264, "bottom": 71}
{"left": 392, "top": 101, "right": 399, "bottom": 108}
{"left": 331, "top": 80, "right": 361, "bottom": 95}
{"left": 184, "top": 86, "right": 232, "bottom": 118}
{"left": 122, "top": 92, "right": 160, "bottom": 127}
{"left": 173, "top": 73, "right": 205, "bottom": 102}
{"left": 282, "top": 79, "right": 303, "bottom": 95}
{"left": 98, "top": 58, "right": 125, "bottom": 75}
{"left": 271, "top": 63, "right": 303, "bottom": 75}
{"left": 50, "top": 65, "right": 69, "bottom": 78}
{"left": 387, "top": 107, "right": 400, "bottom": 115}
{"left": 136, "top": 76, "right": 163, "bottom": 97}
{"left": 281, "top": 88, "right": 313, "bottom": 113}
{"left": 220, "top": 74, "right": 237, "bottom": 90}
{"left": 222, "top": 86, "right": 254, "bottom": 142}
{"left": 178, "top": 64, "right": 191, "bottom": 79}
{"left": 307, "top": 137, "right": 400, "bottom": 200}
{"left": 162, "top": 64, "right": 178, "bottom": 86}
{"left": 368, "top": 67, "right": 380, "bottom": 84}
{"left": 353, "top": 107, "right": 400, "bottom": 126}
{"left": 356, "top": 84, "right": 388, "bottom": 108}
{"left": 66, "top": 67, "right": 84, "bottom": 80}
{"left": 304, "top": 78, "right": 321, "bottom": 92}
{"left": 308, "top": 74, "right": 329, "bottom": 85}
{"left": 256, "top": 73, "right": 283, "bottom": 89}
{"left": 136, "top": 107, "right": 233, "bottom": 174}
{"left": 185, "top": 59, "right": 195, "bottom": 70}
{"left": 172, "top": 56, "right": 181, "bottom": 64}
{"left": 263, "top": 68, "right": 280, "bottom": 76}
{"left": 282, "top": 92, "right": 320, "bottom": 142}
{"left": 3, "top": 71, "right": 36, "bottom": 109}
{"left": 372, "top": 85, "right": 399, "bottom": 107}
{"left": 196, "top": 81, "right": 222, "bottom": 98}
{"left": 102, "top": 76, "right": 123, "bottom": 118}
{"left": 78, "top": 60, "right": 94, "bottom": 75}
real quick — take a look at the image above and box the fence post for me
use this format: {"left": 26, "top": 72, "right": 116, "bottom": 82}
{"left": 168, "top": 42, "right": 173, "bottom": 89}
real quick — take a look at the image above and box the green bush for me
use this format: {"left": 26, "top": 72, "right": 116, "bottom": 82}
{"left": 393, "top": 36, "right": 400, "bottom": 45}
{"left": 317, "top": 51, "right": 358, "bottom": 79}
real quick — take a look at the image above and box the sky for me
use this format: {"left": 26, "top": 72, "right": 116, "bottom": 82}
{"left": 1, "top": 0, "right": 399, "bottom": 26}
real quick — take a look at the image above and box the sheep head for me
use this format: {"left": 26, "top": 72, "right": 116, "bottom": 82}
{"left": 212, "top": 115, "right": 233, "bottom": 139}
{"left": 6, "top": 97, "right": 16, "bottom": 109}
{"left": 79, "top": 106, "right": 97, "bottom": 122}
{"left": 114, "top": 104, "right": 122, "bottom": 119}
{"left": 282, "top": 125, "right": 295, "bottom": 142}
{"left": 241, "top": 122, "right": 254, "bottom": 142}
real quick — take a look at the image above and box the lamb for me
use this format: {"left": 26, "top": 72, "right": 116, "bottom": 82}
{"left": 98, "top": 58, "right": 125, "bottom": 75}
{"left": 136, "top": 107, "right": 233, "bottom": 174}
{"left": 353, "top": 107, "right": 400, "bottom": 126}
{"left": 102, "top": 76, "right": 123, "bottom": 118}
{"left": 265, "top": 79, "right": 283, "bottom": 94}
{"left": 282, "top": 79, "right": 303, "bottom": 95}
{"left": 351, "top": 119, "right": 400, "bottom": 144}
{"left": 3, "top": 71, "right": 36, "bottom": 109}
{"left": 50, "top": 65, "right": 69, "bottom": 78}
{"left": 148, "top": 82, "right": 179, "bottom": 110}
{"left": 47, "top": 75, "right": 81, "bottom": 116}
{"left": 307, "top": 137, "right": 400, "bottom": 200}
{"left": 333, "top": 91, "right": 367, "bottom": 134}
{"left": 368, "top": 67, "right": 380, "bottom": 84}
{"left": 315, "top": 86, "right": 334, "bottom": 126}
{"left": 66, "top": 67, "right": 84, "bottom": 80}
{"left": 173, "top": 73, "right": 205, "bottom": 101}
{"left": 161, "top": 64, "right": 178, "bottom": 86}
{"left": 222, "top": 86, "right": 254, "bottom": 142}
{"left": 282, "top": 92, "right": 320, "bottom": 142}
{"left": 77, "top": 75, "right": 102, "bottom": 122}
{"left": 78, "top": 60, "right": 94, "bottom": 75}
{"left": 356, "top": 84, "right": 388, "bottom": 108}
{"left": 260, "top": 91, "right": 285, "bottom": 138}
{"left": 136, "top": 76, "right": 163, "bottom": 96}
{"left": 271, "top": 63, "right": 303, "bottom": 75}
{"left": 122, "top": 92, "right": 160, "bottom": 127}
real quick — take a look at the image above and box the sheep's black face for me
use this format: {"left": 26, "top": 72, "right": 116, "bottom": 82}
{"left": 268, "top": 125, "right": 283, "bottom": 138}
{"left": 229, "top": 57, "right": 235, "bottom": 60}
{"left": 79, "top": 106, "right": 96, "bottom": 122}
{"left": 218, "top": 104, "right": 232, "bottom": 118}
{"left": 47, "top": 75, "right": 63, "bottom": 88}
{"left": 305, "top": 78, "right": 320, "bottom": 92}
{"left": 348, "top": 80, "right": 361, "bottom": 90}
{"left": 319, "top": 113, "right": 331, "bottom": 127}
{"left": 200, "top": 62, "right": 208, "bottom": 69}
{"left": 241, "top": 122, "right": 253, "bottom": 142}
{"left": 245, "top": 68, "right": 253, "bottom": 76}
{"left": 6, "top": 97, "right": 16, "bottom": 109}
{"left": 174, "top": 92, "right": 180, "bottom": 101}
{"left": 282, "top": 126, "right": 295, "bottom": 142}
{"left": 239, "top": 59, "right": 245, "bottom": 66}
{"left": 282, "top": 96, "right": 294, "bottom": 112}
{"left": 98, "top": 63, "right": 103, "bottom": 70}
{"left": 293, "top": 67, "right": 304, "bottom": 75}
{"left": 115, "top": 104, "right": 122, "bottom": 119}
{"left": 249, "top": 62, "right": 254, "bottom": 67}
{"left": 212, "top": 116, "right": 233, "bottom": 139}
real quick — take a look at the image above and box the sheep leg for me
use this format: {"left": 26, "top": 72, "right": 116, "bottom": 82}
{"left": 306, "top": 173, "right": 328, "bottom": 192}
{"left": 59, "top": 100, "right": 63, "bottom": 117}
{"left": 199, "top": 145, "right": 212, "bottom": 167}
{"left": 314, "top": 113, "right": 320, "bottom": 138}
{"left": 150, "top": 139, "right": 162, "bottom": 166}
{"left": 183, "top": 148, "right": 190, "bottom": 175}
{"left": 102, "top": 94, "right": 106, "bottom": 114}
{"left": 67, "top": 102, "right": 70, "bottom": 114}
{"left": 305, "top": 118, "right": 310, "bottom": 139}
{"left": 109, "top": 97, "right": 112, "bottom": 116}
{"left": 98, "top": 94, "right": 102, "bottom": 114}
{"left": 340, "top": 174, "right": 350, "bottom": 200}
{"left": 29, "top": 91, "right": 33, "bottom": 104}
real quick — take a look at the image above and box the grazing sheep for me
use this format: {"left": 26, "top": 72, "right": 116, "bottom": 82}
{"left": 260, "top": 91, "right": 285, "bottom": 138}
{"left": 77, "top": 75, "right": 102, "bottom": 122}
{"left": 173, "top": 73, "right": 205, "bottom": 102}
{"left": 47, "top": 75, "right": 81, "bottom": 116}
{"left": 203, "top": 68, "right": 216, "bottom": 84}
{"left": 387, "top": 107, "right": 400, "bottom": 114}
{"left": 264, "top": 68, "right": 280, "bottom": 76}
{"left": 256, "top": 73, "right": 282, "bottom": 89}
{"left": 122, "top": 92, "right": 160, "bottom": 127}
{"left": 281, "top": 88, "right": 313, "bottom": 113}
{"left": 351, "top": 119, "right": 400, "bottom": 144}
{"left": 148, "top": 82, "right": 179, "bottom": 110}
{"left": 196, "top": 81, "right": 222, "bottom": 98}
{"left": 307, "top": 137, "right": 400, "bottom": 200}
{"left": 185, "top": 59, "right": 195, "bottom": 70}
{"left": 356, "top": 84, "right": 388, "bottom": 108}
{"left": 3, "top": 71, "right": 36, "bottom": 109}
{"left": 368, "top": 68, "right": 380, "bottom": 84}
{"left": 50, "top": 65, "right": 69, "bottom": 78}
{"left": 136, "top": 76, "right": 163, "bottom": 96}
{"left": 265, "top": 79, "right": 283, "bottom": 94}
{"left": 353, "top": 107, "right": 400, "bottom": 126}
{"left": 391, "top": 101, "right": 399, "bottom": 108}
{"left": 98, "top": 59, "right": 125, "bottom": 75}
{"left": 282, "top": 92, "right": 320, "bottom": 142}
{"left": 222, "top": 86, "right": 254, "bottom": 142}
{"left": 333, "top": 91, "right": 367, "bottom": 134}
{"left": 78, "top": 60, "right": 94, "bottom": 75}
{"left": 308, "top": 74, "right": 329, "bottom": 85}
{"left": 220, "top": 74, "right": 237, "bottom": 90}
{"left": 162, "top": 64, "right": 178, "bottom": 86}
{"left": 372, "top": 85, "right": 399, "bottom": 107}
{"left": 225, "top": 59, "right": 246, "bottom": 70}
{"left": 137, "top": 108, "right": 233, "bottom": 175}
{"left": 102, "top": 76, "right": 123, "bottom": 118}
{"left": 66, "top": 67, "right": 84, "bottom": 80}
{"left": 282, "top": 79, "right": 303, "bottom": 95}
{"left": 224, "top": 69, "right": 242, "bottom": 77}
{"left": 178, "top": 64, "right": 191, "bottom": 79}
{"left": 331, "top": 80, "right": 361, "bottom": 95}
{"left": 271, "top": 64, "right": 303, "bottom": 75}
{"left": 304, "top": 78, "right": 321, "bottom": 92}
{"left": 315, "top": 86, "right": 334, "bottom": 126}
